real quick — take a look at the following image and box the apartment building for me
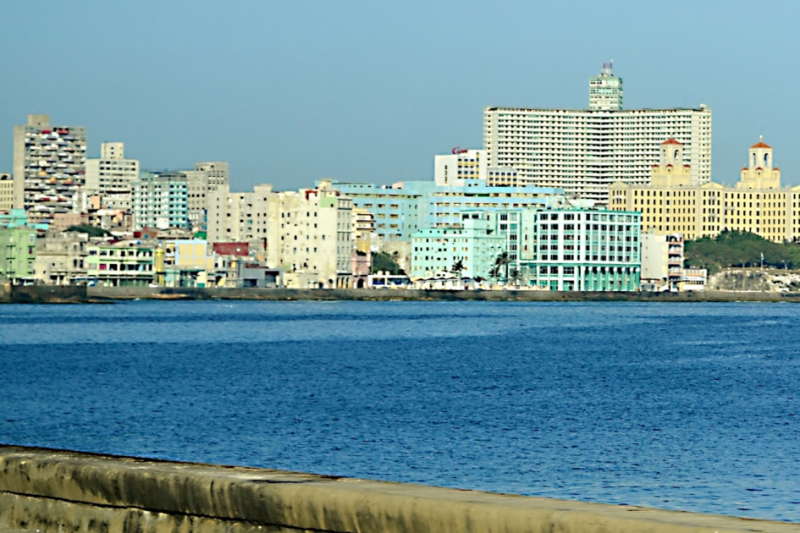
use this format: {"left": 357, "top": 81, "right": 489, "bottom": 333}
{"left": 0, "top": 174, "right": 12, "bottom": 213}
{"left": 131, "top": 172, "right": 189, "bottom": 230}
{"left": 483, "top": 65, "right": 712, "bottom": 205}
{"left": 32, "top": 231, "right": 89, "bottom": 285}
{"left": 266, "top": 186, "right": 353, "bottom": 288}
{"left": 84, "top": 142, "right": 140, "bottom": 210}
{"left": 86, "top": 242, "right": 156, "bottom": 286}
{"left": 206, "top": 184, "right": 272, "bottom": 244}
{"left": 13, "top": 115, "right": 88, "bottom": 223}
{"left": 411, "top": 213, "right": 506, "bottom": 280}
{"left": 325, "top": 179, "right": 566, "bottom": 238}
{"left": 185, "top": 162, "right": 229, "bottom": 232}
{"left": 0, "top": 220, "right": 37, "bottom": 283}
{"left": 610, "top": 138, "right": 799, "bottom": 243}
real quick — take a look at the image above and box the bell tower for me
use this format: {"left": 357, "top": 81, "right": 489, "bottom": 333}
{"left": 650, "top": 138, "right": 691, "bottom": 187}
{"left": 738, "top": 137, "right": 780, "bottom": 189}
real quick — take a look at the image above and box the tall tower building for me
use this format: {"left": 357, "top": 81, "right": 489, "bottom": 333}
{"left": 13, "top": 115, "right": 87, "bottom": 223}
{"left": 84, "top": 142, "right": 140, "bottom": 210}
{"left": 589, "top": 61, "right": 623, "bottom": 111}
{"left": 484, "top": 64, "right": 711, "bottom": 205}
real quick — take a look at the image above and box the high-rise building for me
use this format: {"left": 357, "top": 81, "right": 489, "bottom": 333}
{"left": 13, "top": 115, "right": 87, "bottom": 223}
{"left": 84, "top": 142, "right": 140, "bottom": 211}
{"left": 131, "top": 172, "right": 189, "bottom": 230}
{"left": 589, "top": 61, "right": 623, "bottom": 111}
{"left": 483, "top": 65, "right": 712, "bottom": 205}
{"left": 185, "top": 162, "right": 229, "bottom": 233}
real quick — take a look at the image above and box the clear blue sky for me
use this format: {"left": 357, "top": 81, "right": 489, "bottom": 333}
{"left": 2, "top": 1, "right": 798, "bottom": 191}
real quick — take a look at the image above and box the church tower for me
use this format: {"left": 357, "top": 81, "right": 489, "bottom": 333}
{"left": 650, "top": 138, "right": 691, "bottom": 187}
{"left": 737, "top": 137, "right": 780, "bottom": 190}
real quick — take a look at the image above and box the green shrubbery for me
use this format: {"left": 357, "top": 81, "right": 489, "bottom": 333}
{"left": 684, "top": 230, "right": 800, "bottom": 273}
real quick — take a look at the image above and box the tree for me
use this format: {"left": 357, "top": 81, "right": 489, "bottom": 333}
{"left": 451, "top": 258, "right": 464, "bottom": 279}
{"left": 65, "top": 225, "right": 111, "bottom": 238}
{"left": 494, "top": 252, "right": 511, "bottom": 281}
{"left": 509, "top": 268, "right": 522, "bottom": 287}
{"left": 370, "top": 251, "right": 404, "bottom": 275}
{"left": 684, "top": 230, "right": 800, "bottom": 274}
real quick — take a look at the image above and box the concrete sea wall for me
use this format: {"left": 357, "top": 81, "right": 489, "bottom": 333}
{"left": 0, "top": 285, "right": 87, "bottom": 304}
{"left": 87, "top": 286, "right": 800, "bottom": 303}
{"left": 0, "top": 446, "right": 796, "bottom": 533}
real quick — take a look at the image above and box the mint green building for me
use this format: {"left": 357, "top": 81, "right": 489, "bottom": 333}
{"left": 411, "top": 213, "right": 505, "bottom": 279}
{"left": 528, "top": 209, "right": 641, "bottom": 291}
{"left": 410, "top": 206, "right": 641, "bottom": 291}
{"left": 0, "top": 209, "right": 38, "bottom": 283}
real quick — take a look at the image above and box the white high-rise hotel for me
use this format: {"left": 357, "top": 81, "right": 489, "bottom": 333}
{"left": 483, "top": 63, "right": 712, "bottom": 205}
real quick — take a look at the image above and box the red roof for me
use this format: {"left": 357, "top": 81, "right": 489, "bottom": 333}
{"left": 742, "top": 167, "right": 749, "bottom": 171}
{"left": 751, "top": 141, "right": 771, "bottom": 149}
{"left": 661, "top": 138, "right": 682, "bottom": 145}
{"left": 213, "top": 242, "right": 249, "bottom": 257}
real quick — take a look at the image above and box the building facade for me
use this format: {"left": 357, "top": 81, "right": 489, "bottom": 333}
{"left": 33, "top": 231, "right": 89, "bottom": 285}
{"left": 483, "top": 66, "right": 712, "bottom": 205}
{"left": 13, "top": 114, "right": 87, "bottom": 223}
{"left": 411, "top": 213, "right": 506, "bottom": 280}
{"left": 86, "top": 242, "right": 156, "bottom": 286}
{"left": 186, "top": 162, "right": 230, "bottom": 233}
{"left": 266, "top": 186, "right": 353, "bottom": 288}
{"left": 610, "top": 139, "right": 800, "bottom": 243}
{"left": 0, "top": 222, "right": 37, "bottom": 283}
{"left": 84, "top": 142, "right": 139, "bottom": 210}
{"left": 0, "top": 174, "right": 12, "bottom": 213}
{"left": 132, "top": 172, "right": 189, "bottom": 230}
{"left": 206, "top": 184, "right": 272, "bottom": 244}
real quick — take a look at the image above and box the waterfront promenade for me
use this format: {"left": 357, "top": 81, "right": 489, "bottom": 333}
{"left": 0, "top": 446, "right": 797, "bottom": 533}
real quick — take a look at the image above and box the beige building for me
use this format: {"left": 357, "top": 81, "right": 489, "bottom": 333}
{"left": 610, "top": 138, "right": 799, "bottom": 243}
{"left": 0, "top": 174, "right": 12, "bottom": 212}
{"left": 267, "top": 185, "right": 353, "bottom": 288}
{"left": 33, "top": 230, "right": 89, "bottom": 285}
{"left": 186, "top": 162, "right": 229, "bottom": 232}
{"left": 206, "top": 184, "right": 272, "bottom": 244}
{"left": 84, "top": 142, "right": 139, "bottom": 210}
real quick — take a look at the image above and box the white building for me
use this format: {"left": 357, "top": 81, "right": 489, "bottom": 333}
{"left": 483, "top": 64, "right": 712, "bottom": 205}
{"left": 266, "top": 185, "right": 353, "bottom": 288}
{"left": 84, "top": 142, "right": 140, "bottom": 211}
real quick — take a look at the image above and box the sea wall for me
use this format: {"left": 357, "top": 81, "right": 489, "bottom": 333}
{"left": 0, "top": 446, "right": 795, "bottom": 533}
{"left": 0, "top": 285, "right": 87, "bottom": 304}
{"left": 87, "top": 286, "right": 800, "bottom": 303}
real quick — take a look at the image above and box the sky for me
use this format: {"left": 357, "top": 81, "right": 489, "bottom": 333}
{"left": 1, "top": 0, "right": 799, "bottom": 191}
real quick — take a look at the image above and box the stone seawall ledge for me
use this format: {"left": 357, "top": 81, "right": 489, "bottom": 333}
{"left": 0, "top": 446, "right": 796, "bottom": 533}
{"left": 86, "top": 286, "right": 800, "bottom": 303}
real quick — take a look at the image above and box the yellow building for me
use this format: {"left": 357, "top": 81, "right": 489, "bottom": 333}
{"left": 610, "top": 138, "right": 800, "bottom": 243}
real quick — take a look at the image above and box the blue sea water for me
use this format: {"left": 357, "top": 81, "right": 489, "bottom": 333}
{"left": 1, "top": 300, "right": 799, "bottom": 522}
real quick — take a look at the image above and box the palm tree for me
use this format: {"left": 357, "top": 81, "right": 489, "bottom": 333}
{"left": 509, "top": 268, "right": 522, "bottom": 287}
{"left": 494, "top": 252, "right": 511, "bottom": 282}
{"left": 489, "top": 265, "right": 501, "bottom": 284}
{"left": 451, "top": 258, "right": 464, "bottom": 279}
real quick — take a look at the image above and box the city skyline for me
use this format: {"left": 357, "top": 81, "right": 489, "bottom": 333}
{"left": 2, "top": 1, "right": 799, "bottom": 191}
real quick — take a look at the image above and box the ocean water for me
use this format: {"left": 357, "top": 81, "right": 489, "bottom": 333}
{"left": 1, "top": 300, "right": 799, "bottom": 522}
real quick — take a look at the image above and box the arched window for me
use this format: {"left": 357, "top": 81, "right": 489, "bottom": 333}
{"left": 753, "top": 153, "right": 757, "bottom": 167}
{"left": 674, "top": 149, "right": 679, "bottom": 160}
{"left": 765, "top": 153, "right": 770, "bottom": 166}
